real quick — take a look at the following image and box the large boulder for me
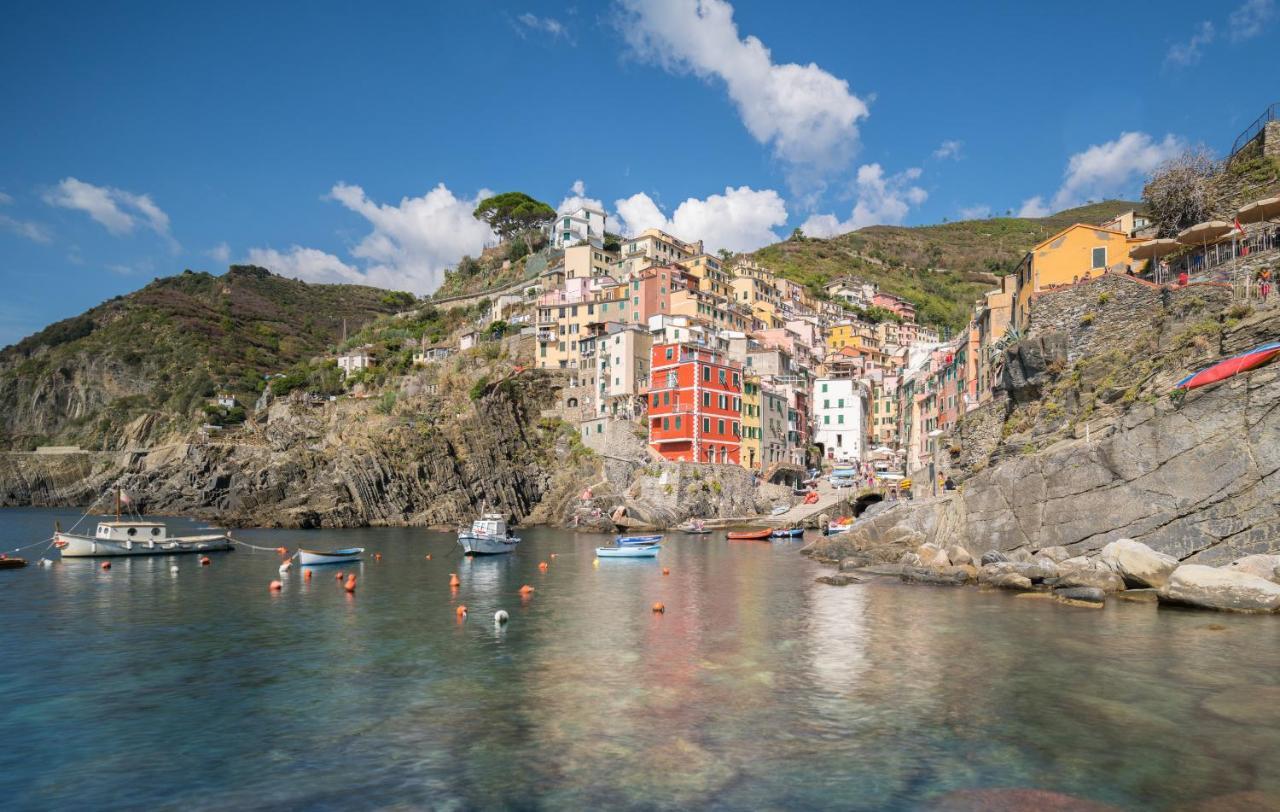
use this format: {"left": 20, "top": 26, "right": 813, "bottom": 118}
{"left": 980, "top": 550, "right": 1008, "bottom": 566}
{"left": 1055, "top": 568, "right": 1126, "bottom": 593}
{"left": 900, "top": 566, "right": 969, "bottom": 586}
{"left": 1036, "top": 545, "right": 1071, "bottom": 563}
{"left": 986, "top": 572, "right": 1034, "bottom": 591}
{"left": 1161, "top": 565, "right": 1280, "bottom": 613}
{"left": 916, "top": 542, "right": 951, "bottom": 568}
{"left": 1100, "top": 539, "right": 1179, "bottom": 589}
{"left": 945, "top": 545, "right": 973, "bottom": 566}
{"left": 1053, "top": 586, "right": 1106, "bottom": 606}
{"left": 998, "top": 331, "right": 1068, "bottom": 403}
{"left": 1225, "top": 554, "right": 1280, "bottom": 584}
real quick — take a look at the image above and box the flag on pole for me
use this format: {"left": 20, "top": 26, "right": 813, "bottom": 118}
{"left": 1234, "top": 217, "right": 1246, "bottom": 235}
{"left": 120, "top": 491, "right": 131, "bottom": 505}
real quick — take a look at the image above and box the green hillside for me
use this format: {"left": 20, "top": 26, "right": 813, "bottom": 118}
{"left": 0, "top": 266, "right": 413, "bottom": 448}
{"left": 754, "top": 200, "right": 1142, "bottom": 332}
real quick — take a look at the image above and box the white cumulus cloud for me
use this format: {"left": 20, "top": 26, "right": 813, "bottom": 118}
{"left": 1017, "top": 196, "right": 1051, "bottom": 218}
{"left": 800, "top": 164, "right": 928, "bottom": 237}
{"left": 1165, "top": 21, "right": 1215, "bottom": 66}
{"left": 247, "top": 182, "right": 495, "bottom": 294}
{"left": 513, "top": 12, "right": 571, "bottom": 42}
{"left": 933, "top": 140, "right": 963, "bottom": 161}
{"left": 617, "top": 0, "right": 868, "bottom": 185}
{"left": 208, "top": 242, "right": 231, "bottom": 264}
{"left": 42, "top": 177, "right": 178, "bottom": 251}
{"left": 557, "top": 179, "right": 606, "bottom": 214}
{"left": 1229, "top": 0, "right": 1275, "bottom": 40}
{"left": 0, "top": 213, "right": 53, "bottom": 243}
{"left": 1049, "top": 132, "right": 1184, "bottom": 211}
{"left": 613, "top": 185, "right": 787, "bottom": 253}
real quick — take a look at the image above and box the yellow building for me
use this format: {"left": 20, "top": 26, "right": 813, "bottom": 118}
{"left": 679, "top": 253, "right": 735, "bottom": 299}
{"left": 740, "top": 375, "right": 763, "bottom": 470}
{"left": 563, "top": 244, "right": 617, "bottom": 279}
{"left": 730, "top": 262, "right": 783, "bottom": 329}
{"left": 1011, "top": 224, "right": 1139, "bottom": 330}
{"left": 617, "top": 228, "right": 702, "bottom": 276}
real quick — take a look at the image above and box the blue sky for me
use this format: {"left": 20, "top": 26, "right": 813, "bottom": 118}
{"left": 0, "top": 0, "right": 1275, "bottom": 345}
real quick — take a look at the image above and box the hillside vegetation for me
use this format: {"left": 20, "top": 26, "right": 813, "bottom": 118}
{"left": 0, "top": 266, "right": 412, "bottom": 449}
{"left": 754, "top": 200, "right": 1140, "bottom": 332}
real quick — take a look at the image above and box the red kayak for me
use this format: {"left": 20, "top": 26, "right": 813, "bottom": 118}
{"left": 1176, "top": 341, "right": 1280, "bottom": 391}
{"left": 727, "top": 529, "right": 772, "bottom": 540}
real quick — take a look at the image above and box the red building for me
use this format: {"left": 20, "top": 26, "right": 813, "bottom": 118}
{"left": 647, "top": 342, "right": 743, "bottom": 464}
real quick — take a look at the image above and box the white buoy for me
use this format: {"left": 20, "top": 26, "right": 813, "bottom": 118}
{"left": 170, "top": 565, "right": 179, "bottom": 573}
{"left": 38, "top": 558, "right": 53, "bottom": 567}
{"left": 494, "top": 610, "right": 509, "bottom": 625}
{"left": 279, "top": 560, "right": 292, "bottom": 574}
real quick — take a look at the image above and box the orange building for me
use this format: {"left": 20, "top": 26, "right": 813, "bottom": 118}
{"left": 647, "top": 342, "right": 743, "bottom": 464}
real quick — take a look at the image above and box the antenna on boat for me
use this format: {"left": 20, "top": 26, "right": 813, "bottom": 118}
{"left": 115, "top": 488, "right": 121, "bottom": 522}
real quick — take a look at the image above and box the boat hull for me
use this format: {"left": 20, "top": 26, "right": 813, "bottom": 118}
{"left": 616, "top": 534, "right": 663, "bottom": 545}
{"left": 458, "top": 535, "right": 520, "bottom": 555}
{"left": 297, "top": 548, "right": 365, "bottom": 566}
{"left": 596, "top": 545, "right": 660, "bottom": 558}
{"left": 727, "top": 530, "right": 771, "bottom": 540}
{"left": 770, "top": 528, "right": 804, "bottom": 538}
{"left": 55, "top": 532, "right": 233, "bottom": 558}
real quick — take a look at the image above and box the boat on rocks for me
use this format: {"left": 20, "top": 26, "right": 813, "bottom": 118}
{"left": 596, "top": 544, "right": 660, "bottom": 558}
{"left": 457, "top": 513, "right": 521, "bottom": 555}
{"left": 297, "top": 548, "right": 364, "bottom": 566}
{"left": 727, "top": 529, "right": 772, "bottom": 540}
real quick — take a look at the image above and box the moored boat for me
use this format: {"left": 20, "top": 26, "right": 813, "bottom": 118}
{"left": 297, "top": 547, "right": 365, "bottom": 566}
{"left": 727, "top": 529, "right": 772, "bottom": 540}
{"left": 596, "top": 544, "right": 660, "bottom": 558}
{"left": 616, "top": 534, "right": 663, "bottom": 546}
{"left": 770, "top": 527, "right": 804, "bottom": 538}
{"left": 0, "top": 556, "right": 28, "bottom": 569}
{"left": 676, "top": 520, "right": 710, "bottom": 534}
{"left": 458, "top": 513, "right": 521, "bottom": 555}
{"left": 55, "top": 522, "right": 233, "bottom": 558}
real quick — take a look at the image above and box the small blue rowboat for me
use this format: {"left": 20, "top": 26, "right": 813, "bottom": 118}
{"left": 616, "top": 534, "right": 664, "bottom": 546}
{"left": 771, "top": 528, "right": 804, "bottom": 538}
{"left": 596, "top": 544, "right": 660, "bottom": 558}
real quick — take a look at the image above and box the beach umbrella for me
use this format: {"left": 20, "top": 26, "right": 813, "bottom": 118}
{"left": 1176, "top": 221, "right": 1233, "bottom": 280}
{"left": 1236, "top": 196, "right": 1280, "bottom": 225}
{"left": 1129, "top": 238, "right": 1180, "bottom": 283}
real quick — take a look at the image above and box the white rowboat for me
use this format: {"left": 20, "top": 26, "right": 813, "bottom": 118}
{"left": 596, "top": 545, "right": 660, "bottom": 558}
{"left": 297, "top": 547, "right": 364, "bottom": 566}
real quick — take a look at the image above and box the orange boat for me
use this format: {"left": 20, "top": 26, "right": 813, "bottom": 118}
{"left": 727, "top": 529, "right": 772, "bottom": 540}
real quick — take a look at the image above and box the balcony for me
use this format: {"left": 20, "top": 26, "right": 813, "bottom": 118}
{"left": 536, "top": 330, "right": 556, "bottom": 342}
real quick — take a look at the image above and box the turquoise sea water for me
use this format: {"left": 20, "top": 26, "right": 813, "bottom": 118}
{"left": 1, "top": 506, "right": 1278, "bottom": 810}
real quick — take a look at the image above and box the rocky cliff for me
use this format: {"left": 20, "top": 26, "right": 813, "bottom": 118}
{"left": 0, "top": 361, "right": 575, "bottom": 529}
{"left": 807, "top": 286, "right": 1280, "bottom": 567}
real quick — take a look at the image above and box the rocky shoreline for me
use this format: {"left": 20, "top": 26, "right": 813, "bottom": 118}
{"left": 810, "top": 533, "right": 1280, "bottom": 614}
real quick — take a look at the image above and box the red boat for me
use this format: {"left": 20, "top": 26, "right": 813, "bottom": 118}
{"left": 727, "top": 529, "right": 772, "bottom": 540}
{"left": 1176, "top": 341, "right": 1280, "bottom": 391}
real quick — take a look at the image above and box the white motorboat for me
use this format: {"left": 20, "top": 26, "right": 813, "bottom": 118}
{"left": 458, "top": 513, "right": 521, "bottom": 555}
{"left": 55, "top": 521, "right": 233, "bottom": 558}
{"left": 297, "top": 547, "right": 364, "bottom": 566}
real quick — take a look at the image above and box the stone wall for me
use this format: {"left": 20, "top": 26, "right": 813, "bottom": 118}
{"left": 1027, "top": 272, "right": 1232, "bottom": 363}
{"left": 948, "top": 396, "right": 1007, "bottom": 478}
{"left": 1265, "top": 120, "right": 1280, "bottom": 160}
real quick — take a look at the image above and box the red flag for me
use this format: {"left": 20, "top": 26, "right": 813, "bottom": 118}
{"left": 1234, "top": 217, "right": 1246, "bottom": 235}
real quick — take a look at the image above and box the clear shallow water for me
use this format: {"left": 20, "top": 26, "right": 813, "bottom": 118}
{"left": 1, "top": 507, "right": 1279, "bottom": 811}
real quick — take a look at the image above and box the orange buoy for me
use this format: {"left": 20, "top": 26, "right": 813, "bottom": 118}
{"left": 518, "top": 584, "right": 535, "bottom": 595}
{"left": 344, "top": 574, "right": 357, "bottom": 594}
{"left": 100, "top": 561, "right": 111, "bottom": 570}
{"left": 538, "top": 561, "right": 549, "bottom": 572}
{"left": 652, "top": 602, "right": 665, "bottom": 613}
{"left": 456, "top": 604, "right": 467, "bottom": 618}
{"left": 269, "top": 580, "right": 282, "bottom": 591}
{"left": 200, "top": 556, "right": 211, "bottom": 566}
{"left": 276, "top": 546, "right": 288, "bottom": 556}
{"left": 304, "top": 570, "right": 312, "bottom": 582}
{"left": 425, "top": 554, "right": 433, "bottom": 560}
{"left": 374, "top": 553, "right": 382, "bottom": 562}
{"left": 662, "top": 567, "right": 670, "bottom": 576}
{"left": 449, "top": 573, "right": 460, "bottom": 587}
{"left": 335, "top": 571, "right": 344, "bottom": 580}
